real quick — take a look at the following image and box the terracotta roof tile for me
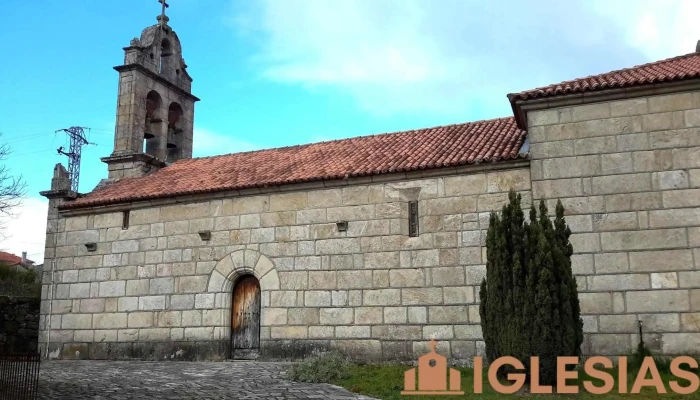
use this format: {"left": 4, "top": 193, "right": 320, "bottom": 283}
{"left": 0, "top": 251, "right": 32, "bottom": 266}
{"left": 509, "top": 51, "right": 700, "bottom": 101}
{"left": 63, "top": 117, "right": 526, "bottom": 209}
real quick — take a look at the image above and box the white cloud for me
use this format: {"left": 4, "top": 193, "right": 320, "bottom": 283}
{"left": 591, "top": 0, "right": 700, "bottom": 60}
{"left": 192, "top": 127, "right": 261, "bottom": 157}
{"left": 0, "top": 197, "right": 48, "bottom": 264}
{"left": 231, "top": 0, "right": 697, "bottom": 117}
{"left": 233, "top": 0, "right": 492, "bottom": 116}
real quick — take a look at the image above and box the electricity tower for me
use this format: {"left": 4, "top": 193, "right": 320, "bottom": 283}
{"left": 56, "top": 126, "right": 91, "bottom": 192}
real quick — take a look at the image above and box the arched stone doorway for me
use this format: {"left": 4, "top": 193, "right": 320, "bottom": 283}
{"left": 231, "top": 275, "right": 260, "bottom": 359}
{"left": 205, "top": 249, "right": 280, "bottom": 360}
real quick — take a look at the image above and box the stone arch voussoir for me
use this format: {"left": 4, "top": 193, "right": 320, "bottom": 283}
{"left": 207, "top": 249, "right": 279, "bottom": 294}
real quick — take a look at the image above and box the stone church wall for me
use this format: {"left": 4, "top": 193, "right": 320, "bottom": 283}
{"left": 38, "top": 89, "right": 700, "bottom": 363}
{"left": 527, "top": 90, "right": 700, "bottom": 357}
{"left": 38, "top": 164, "right": 531, "bottom": 361}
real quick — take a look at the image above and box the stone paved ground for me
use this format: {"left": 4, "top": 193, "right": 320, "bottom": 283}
{"left": 38, "top": 361, "right": 377, "bottom": 399}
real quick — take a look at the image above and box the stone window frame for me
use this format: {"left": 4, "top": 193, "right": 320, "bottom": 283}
{"left": 122, "top": 210, "right": 130, "bottom": 230}
{"left": 408, "top": 200, "right": 419, "bottom": 237}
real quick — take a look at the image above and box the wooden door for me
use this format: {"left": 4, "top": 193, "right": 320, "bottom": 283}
{"left": 231, "top": 276, "right": 261, "bottom": 353}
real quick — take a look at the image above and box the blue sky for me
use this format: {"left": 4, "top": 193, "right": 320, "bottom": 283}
{"left": 1, "top": 0, "right": 698, "bottom": 262}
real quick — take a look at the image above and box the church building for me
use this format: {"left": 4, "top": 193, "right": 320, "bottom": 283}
{"left": 39, "top": 9, "right": 700, "bottom": 361}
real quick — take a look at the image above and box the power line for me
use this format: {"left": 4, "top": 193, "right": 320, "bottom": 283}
{"left": 9, "top": 241, "right": 46, "bottom": 245}
{"left": 4, "top": 132, "right": 53, "bottom": 143}
{"left": 9, "top": 149, "right": 56, "bottom": 157}
{"left": 56, "top": 126, "right": 93, "bottom": 192}
{"left": 2, "top": 130, "right": 109, "bottom": 146}
{"left": 9, "top": 141, "right": 109, "bottom": 157}
{"left": 2, "top": 131, "right": 56, "bottom": 144}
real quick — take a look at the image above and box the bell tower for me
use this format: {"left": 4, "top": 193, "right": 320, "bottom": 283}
{"left": 102, "top": 0, "right": 199, "bottom": 180}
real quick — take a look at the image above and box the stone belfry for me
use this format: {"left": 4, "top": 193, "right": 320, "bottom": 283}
{"left": 102, "top": 0, "right": 199, "bottom": 180}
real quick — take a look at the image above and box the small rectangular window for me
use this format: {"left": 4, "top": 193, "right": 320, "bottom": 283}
{"left": 122, "top": 210, "right": 130, "bottom": 230}
{"left": 408, "top": 201, "right": 419, "bottom": 237}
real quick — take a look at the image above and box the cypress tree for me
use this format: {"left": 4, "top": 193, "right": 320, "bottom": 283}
{"left": 508, "top": 191, "right": 526, "bottom": 365}
{"left": 480, "top": 191, "right": 527, "bottom": 372}
{"left": 554, "top": 200, "right": 584, "bottom": 359}
{"left": 479, "top": 191, "right": 583, "bottom": 387}
{"left": 480, "top": 212, "right": 504, "bottom": 362}
{"left": 533, "top": 200, "right": 559, "bottom": 385}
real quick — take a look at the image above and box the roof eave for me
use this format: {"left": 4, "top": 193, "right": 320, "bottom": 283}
{"left": 114, "top": 64, "right": 200, "bottom": 102}
{"left": 509, "top": 78, "right": 700, "bottom": 130}
{"left": 57, "top": 159, "right": 531, "bottom": 216}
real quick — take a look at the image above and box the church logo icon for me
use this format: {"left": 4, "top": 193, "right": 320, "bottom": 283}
{"left": 401, "top": 339, "right": 464, "bottom": 396}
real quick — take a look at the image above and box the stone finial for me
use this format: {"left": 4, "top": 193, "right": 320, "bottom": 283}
{"left": 40, "top": 163, "right": 76, "bottom": 199}
{"left": 157, "top": 15, "right": 170, "bottom": 26}
{"left": 50, "top": 163, "right": 71, "bottom": 191}
{"left": 158, "top": 0, "right": 170, "bottom": 26}
{"left": 130, "top": 37, "right": 141, "bottom": 47}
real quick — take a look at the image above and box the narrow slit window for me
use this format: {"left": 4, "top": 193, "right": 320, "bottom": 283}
{"left": 122, "top": 210, "right": 130, "bottom": 230}
{"left": 408, "top": 201, "right": 419, "bottom": 237}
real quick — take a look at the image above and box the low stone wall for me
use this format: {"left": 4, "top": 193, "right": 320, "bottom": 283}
{"left": 0, "top": 296, "right": 40, "bottom": 354}
{"left": 49, "top": 340, "right": 228, "bottom": 361}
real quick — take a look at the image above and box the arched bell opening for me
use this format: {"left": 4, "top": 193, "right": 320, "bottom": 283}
{"left": 231, "top": 275, "right": 260, "bottom": 359}
{"left": 166, "top": 102, "right": 184, "bottom": 161}
{"left": 168, "top": 102, "right": 183, "bottom": 132}
{"left": 144, "top": 91, "right": 163, "bottom": 156}
{"left": 159, "top": 38, "right": 173, "bottom": 73}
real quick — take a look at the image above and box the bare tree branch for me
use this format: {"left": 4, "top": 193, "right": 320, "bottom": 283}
{"left": 0, "top": 133, "right": 28, "bottom": 237}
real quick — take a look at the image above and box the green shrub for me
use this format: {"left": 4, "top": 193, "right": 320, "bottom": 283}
{"left": 627, "top": 341, "right": 700, "bottom": 376}
{"left": 479, "top": 190, "right": 583, "bottom": 386}
{"left": 0, "top": 263, "right": 41, "bottom": 297}
{"left": 288, "top": 351, "right": 351, "bottom": 383}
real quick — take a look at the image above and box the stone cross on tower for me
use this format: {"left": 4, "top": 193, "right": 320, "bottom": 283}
{"left": 102, "top": 0, "right": 199, "bottom": 180}
{"left": 158, "top": 0, "right": 169, "bottom": 27}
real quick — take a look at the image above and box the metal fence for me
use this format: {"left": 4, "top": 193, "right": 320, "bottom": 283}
{"left": 0, "top": 353, "right": 40, "bottom": 400}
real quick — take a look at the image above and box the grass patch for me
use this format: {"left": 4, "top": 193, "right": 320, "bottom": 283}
{"left": 326, "top": 363, "right": 700, "bottom": 399}
{"left": 288, "top": 351, "right": 351, "bottom": 383}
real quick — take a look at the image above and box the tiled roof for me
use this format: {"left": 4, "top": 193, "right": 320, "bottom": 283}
{"left": 509, "top": 51, "right": 700, "bottom": 101}
{"left": 62, "top": 117, "right": 526, "bottom": 209}
{"left": 0, "top": 251, "right": 32, "bottom": 266}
